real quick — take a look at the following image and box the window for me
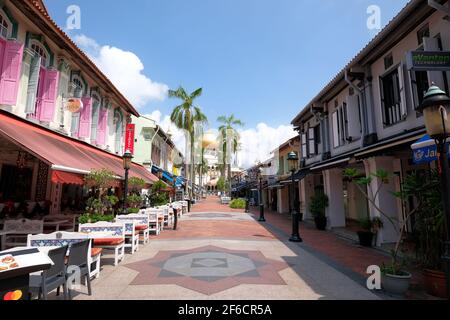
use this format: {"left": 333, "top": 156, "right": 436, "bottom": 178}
{"left": 417, "top": 24, "right": 430, "bottom": 46}
{"left": 332, "top": 103, "right": 350, "bottom": 148}
{"left": 301, "top": 133, "right": 307, "bottom": 159}
{"left": 114, "top": 109, "right": 124, "bottom": 154}
{"left": 0, "top": 14, "right": 9, "bottom": 39}
{"left": 30, "top": 42, "right": 48, "bottom": 67}
{"left": 308, "top": 127, "right": 316, "bottom": 156}
{"left": 70, "top": 75, "right": 85, "bottom": 137}
{"left": 90, "top": 93, "right": 101, "bottom": 142}
{"left": 380, "top": 65, "right": 407, "bottom": 126}
{"left": 384, "top": 54, "right": 393, "bottom": 70}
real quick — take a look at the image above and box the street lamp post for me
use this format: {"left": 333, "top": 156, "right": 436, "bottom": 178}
{"left": 258, "top": 167, "right": 265, "bottom": 222}
{"left": 122, "top": 150, "right": 133, "bottom": 214}
{"left": 288, "top": 151, "right": 303, "bottom": 243}
{"left": 173, "top": 175, "right": 179, "bottom": 230}
{"left": 418, "top": 85, "right": 450, "bottom": 298}
{"left": 245, "top": 175, "right": 250, "bottom": 213}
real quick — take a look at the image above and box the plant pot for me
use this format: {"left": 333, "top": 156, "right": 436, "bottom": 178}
{"left": 382, "top": 272, "right": 412, "bottom": 296}
{"left": 314, "top": 216, "right": 327, "bottom": 231}
{"left": 423, "top": 269, "right": 447, "bottom": 298}
{"left": 357, "top": 231, "right": 374, "bottom": 247}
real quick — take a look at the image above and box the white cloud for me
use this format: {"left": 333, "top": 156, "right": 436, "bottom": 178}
{"left": 144, "top": 110, "right": 297, "bottom": 170}
{"left": 73, "top": 34, "right": 168, "bottom": 108}
{"left": 238, "top": 123, "right": 297, "bottom": 169}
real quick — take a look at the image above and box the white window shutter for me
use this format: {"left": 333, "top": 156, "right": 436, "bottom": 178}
{"left": 25, "top": 56, "right": 41, "bottom": 114}
{"left": 301, "top": 134, "right": 307, "bottom": 158}
{"left": 308, "top": 127, "right": 315, "bottom": 155}
{"left": 423, "top": 37, "right": 446, "bottom": 90}
{"left": 397, "top": 62, "right": 408, "bottom": 119}
{"left": 332, "top": 111, "right": 339, "bottom": 148}
{"left": 346, "top": 95, "right": 361, "bottom": 140}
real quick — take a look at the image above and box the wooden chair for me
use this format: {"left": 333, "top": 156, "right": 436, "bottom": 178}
{"left": 114, "top": 219, "right": 139, "bottom": 254}
{"left": 4, "top": 219, "right": 44, "bottom": 249}
{"left": 78, "top": 222, "right": 125, "bottom": 266}
{"left": 118, "top": 213, "right": 150, "bottom": 245}
{"left": 27, "top": 231, "right": 102, "bottom": 279}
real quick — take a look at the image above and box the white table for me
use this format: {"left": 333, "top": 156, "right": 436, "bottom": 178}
{"left": 0, "top": 230, "right": 16, "bottom": 251}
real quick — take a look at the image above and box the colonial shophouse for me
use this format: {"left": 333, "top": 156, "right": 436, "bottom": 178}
{"left": 291, "top": 0, "right": 450, "bottom": 246}
{"left": 0, "top": 0, "right": 157, "bottom": 216}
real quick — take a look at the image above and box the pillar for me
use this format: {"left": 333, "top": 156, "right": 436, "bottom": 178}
{"left": 277, "top": 187, "right": 289, "bottom": 214}
{"left": 323, "top": 168, "right": 346, "bottom": 229}
{"left": 363, "top": 156, "right": 400, "bottom": 246}
{"left": 301, "top": 175, "right": 315, "bottom": 220}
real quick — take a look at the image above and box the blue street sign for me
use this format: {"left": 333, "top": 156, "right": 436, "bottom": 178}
{"left": 412, "top": 135, "right": 450, "bottom": 164}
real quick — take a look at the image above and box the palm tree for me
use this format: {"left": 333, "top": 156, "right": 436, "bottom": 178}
{"left": 169, "top": 87, "right": 208, "bottom": 199}
{"left": 217, "top": 115, "right": 244, "bottom": 196}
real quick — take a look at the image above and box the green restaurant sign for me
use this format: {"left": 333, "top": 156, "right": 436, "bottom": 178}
{"left": 406, "top": 51, "right": 450, "bottom": 71}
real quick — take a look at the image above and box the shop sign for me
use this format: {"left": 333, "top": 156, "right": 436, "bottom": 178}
{"left": 413, "top": 142, "right": 450, "bottom": 164}
{"left": 125, "top": 124, "right": 136, "bottom": 154}
{"left": 407, "top": 51, "right": 450, "bottom": 71}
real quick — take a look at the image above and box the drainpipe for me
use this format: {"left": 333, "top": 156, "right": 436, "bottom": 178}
{"left": 345, "top": 69, "right": 367, "bottom": 148}
{"left": 428, "top": 0, "right": 450, "bottom": 17}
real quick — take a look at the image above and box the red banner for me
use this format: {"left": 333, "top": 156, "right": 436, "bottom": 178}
{"left": 125, "top": 124, "right": 136, "bottom": 154}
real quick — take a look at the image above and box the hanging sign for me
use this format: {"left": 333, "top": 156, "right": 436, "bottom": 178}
{"left": 125, "top": 124, "right": 136, "bottom": 154}
{"left": 407, "top": 51, "right": 450, "bottom": 71}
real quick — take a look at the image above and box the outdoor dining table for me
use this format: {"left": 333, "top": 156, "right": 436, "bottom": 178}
{"left": 0, "top": 247, "right": 53, "bottom": 300}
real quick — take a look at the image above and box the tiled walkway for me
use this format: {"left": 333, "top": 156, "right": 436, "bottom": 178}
{"left": 74, "top": 197, "right": 382, "bottom": 300}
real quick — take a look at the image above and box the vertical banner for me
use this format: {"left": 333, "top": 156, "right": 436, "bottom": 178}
{"left": 125, "top": 123, "right": 136, "bottom": 154}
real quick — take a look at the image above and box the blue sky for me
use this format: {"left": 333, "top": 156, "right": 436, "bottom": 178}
{"left": 45, "top": 0, "right": 409, "bottom": 128}
{"left": 44, "top": 0, "right": 409, "bottom": 166}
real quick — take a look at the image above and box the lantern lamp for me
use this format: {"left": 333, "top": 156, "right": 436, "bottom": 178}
{"left": 418, "top": 85, "right": 450, "bottom": 138}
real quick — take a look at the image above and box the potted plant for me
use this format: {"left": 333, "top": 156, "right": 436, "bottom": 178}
{"left": 344, "top": 168, "right": 413, "bottom": 295}
{"left": 309, "top": 190, "right": 328, "bottom": 231}
{"left": 397, "top": 170, "right": 447, "bottom": 298}
{"left": 381, "top": 251, "right": 412, "bottom": 296}
{"left": 356, "top": 217, "right": 383, "bottom": 247}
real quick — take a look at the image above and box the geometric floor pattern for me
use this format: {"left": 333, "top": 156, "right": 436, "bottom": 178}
{"left": 125, "top": 246, "right": 289, "bottom": 295}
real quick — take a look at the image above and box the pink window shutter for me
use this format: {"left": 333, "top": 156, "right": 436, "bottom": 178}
{"left": 96, "top": 107, "right": 108, "bottom": 145}
{"left": 0, "top": 40, "right": 24, "bottom": 106}
{"left": 78, "top": 97, "right": 93, "bottom": 138}
{"left": 0, "top": 38, "right": 6, "bottom": 75}
{"left": 38, "top": 69, "right": 59, "bottom": 122}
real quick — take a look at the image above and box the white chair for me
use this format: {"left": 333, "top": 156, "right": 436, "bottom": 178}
{"left": 158, "top": 206, "right": 172, "bottom": 227}
{"left": 114, "top": 218, "right": 139, "bottom": 254}
{"left": 146, "top": 209, "right": 160, "bottom": 235}
{"left": 3, "top": 219, "right": 44, "bottom": 249}
{"left": 27, "top": 231, "right": 102, "bottom": 279}
{"left": 119, "top": 212, "right": 150, "bottom": 245}
{"left": 221, "top": 197, "right": 231, "bottom": 205}
{"left": 78, "top": 222, "right": 125, "bottom": 266}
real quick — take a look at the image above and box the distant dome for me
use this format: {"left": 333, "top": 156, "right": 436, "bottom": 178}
{"left": 202, "top": 131, "right": 218, "bottom": 149}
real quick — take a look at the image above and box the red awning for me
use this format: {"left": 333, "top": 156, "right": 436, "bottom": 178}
{"left": 0, "top": 111, "right": 158, "bottom": 184}
{"left": 51, "top": 171, "right": 85, "bottom": 185}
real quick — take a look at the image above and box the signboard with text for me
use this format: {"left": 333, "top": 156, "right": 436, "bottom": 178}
{"left": 407, "top": 51, "right": 450, "bottom": 71}
{"left": 125, "top": 124, "right": 136, "bottom": 154}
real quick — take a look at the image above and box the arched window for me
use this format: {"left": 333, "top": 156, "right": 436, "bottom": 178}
{"left": 70, "top": 74, "right": 85, "bottom": 137}
{"left": 114, "top": 109, "right": 124, "bottom": 155}
{"left": 0, "top": 13, "right": 10, "bottom": 39}
{"left": 29, "top": 41, "right": 49, "bottom": 68}
{"left": 90, "top": 93, "right": 101, "bottom": 142}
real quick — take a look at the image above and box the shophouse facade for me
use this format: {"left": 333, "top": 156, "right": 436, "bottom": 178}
{"left": 291, "top": 0, "right": 450, "bottom": 246}
{"left": 0, "top": 0, "right": 157, "bottom": 216}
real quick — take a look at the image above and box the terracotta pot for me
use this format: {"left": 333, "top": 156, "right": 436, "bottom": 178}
{"left": 423, "top": 269, "right": 447, "bottom": 298}
{"left": 357, "top": 231, "right": 374, "bottom": 247}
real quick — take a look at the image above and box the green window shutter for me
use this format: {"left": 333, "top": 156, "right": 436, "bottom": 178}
{"left": 25, "top": 56, "right": 41, "bottom": 114}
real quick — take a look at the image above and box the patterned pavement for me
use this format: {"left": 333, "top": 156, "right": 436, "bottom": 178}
{"left": 74, "top": 197, "right": 381, "bottom": 300}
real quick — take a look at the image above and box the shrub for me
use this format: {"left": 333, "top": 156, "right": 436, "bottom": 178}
{"left": 309, "top": 191, "right": 329, "bottom": 219}
{"left": 79, "top": 213, "right": 115, "bottom": 224}
{"left": 230, "top": 198, "right": 246, "bottom": 209}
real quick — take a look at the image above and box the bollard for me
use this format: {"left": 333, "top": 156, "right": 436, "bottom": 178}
{"left": 173, "top": 208, "right": 178, "bottom": 230}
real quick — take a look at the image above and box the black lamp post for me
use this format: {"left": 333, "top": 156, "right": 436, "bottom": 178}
{"left": 173, "top": 174, "right": 178, "bottom": 230}
{"left": 122, "top": 150, "right": 133, "bottom": 214}
{"left": 258, "top": 167, "right": 266, "bottom": 222}
{"left": 288, "top": 151, "right": 303, "bottom": 243}
{"left": 418, "top": 85, "right": 450, "bottom": 298}
{"left": 245, "top": 175, "right": 250, "bottom": 213}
